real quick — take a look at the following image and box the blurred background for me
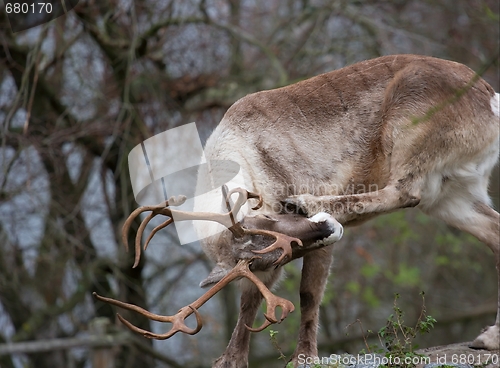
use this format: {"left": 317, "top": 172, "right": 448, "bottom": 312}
{"left": 0, "top": 1, "right": 499, "bottom": 367}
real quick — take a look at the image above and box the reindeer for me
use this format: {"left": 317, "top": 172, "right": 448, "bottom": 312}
{"left": 94, "top": 54, "right": 500, "bottom": 367}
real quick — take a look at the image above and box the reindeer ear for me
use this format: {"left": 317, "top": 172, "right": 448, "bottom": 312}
{"left": 199, "top": 263, "right": 229, "bottom": 288}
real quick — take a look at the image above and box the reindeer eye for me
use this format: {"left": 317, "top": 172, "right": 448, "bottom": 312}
{"left": 262, "top": 214, "right": 278, "bottom": 221}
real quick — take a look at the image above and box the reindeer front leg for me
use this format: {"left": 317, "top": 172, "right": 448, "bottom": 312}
{"left": 213, "top": 268, "right": 283, "bottom": 368}
{"left": 290, "top": 245, "right": 334, "bottom": 365}
{"left": 284, "top": 184, "right": 421, "bottom": 224}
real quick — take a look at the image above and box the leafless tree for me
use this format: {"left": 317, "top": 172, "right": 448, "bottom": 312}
{"left": 0, "top": 1, "right": 498, "bottom": 367}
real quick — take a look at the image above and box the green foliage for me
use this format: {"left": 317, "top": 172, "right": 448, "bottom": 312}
{"left": 384, "top": 264, "right": 421, "bottom": 288}
{"left": 483, "top": 3, "right": 500, "bottom": 22}
{"left": 434, "top": 229, "right": 484, "bottom": 272}
{"left": 346, "top": 280, "right": 361, "bottom": 295}
{"left": 374, "top": 292, "right": 436, "bottom": 368}
{"left": 276, "top": 264, "right": 302, "bottom": 346}
{"left": 269, "top": 329, "right": 287, "bottom": 363}
{"left": 415, "top": 212, "right": 430, "bottom": 225}
{"left": 435, "top": 232, "right": 462, "bottom": 254}
{"left": 374, "top": 212, "right": 419, "bottom": 245}
{"left": 321, "top": 272, "right": 337, "bottom": 306}
{"left": 361, "top": 263, "right": 381, "bottom": 278}
{"left": 362, "top": 286, "right": 381, "bottom": 308}
{"left": 434, "top": 255, "right": 450, "bottom": 266}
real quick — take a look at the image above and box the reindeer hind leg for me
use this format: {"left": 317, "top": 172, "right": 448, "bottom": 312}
{"left": 425, "top": 179, "right": 499, "bottom": 350}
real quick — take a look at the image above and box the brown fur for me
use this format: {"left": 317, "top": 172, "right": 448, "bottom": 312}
{"left": 197, "top": 55, "right": 500, "bottom": 366}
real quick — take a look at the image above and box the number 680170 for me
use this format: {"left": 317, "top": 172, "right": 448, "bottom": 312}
{"left": 5, "top": 2, "right": 53, "bottom": 14}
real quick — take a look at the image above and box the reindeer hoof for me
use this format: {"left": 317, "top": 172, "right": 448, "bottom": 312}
{"left": 308, "top": 212, "right": 344, "bottom": 244}
{"left": 470, "top": 325, "right": 500, "bottom": 350}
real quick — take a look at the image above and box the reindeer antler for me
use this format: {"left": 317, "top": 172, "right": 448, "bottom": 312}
{"left": 93, "top": 259, "right": 294, "bottom": 339}
{"left": 122, "top": 187, "right": 297, "bottom": 267}
{"left": 122, "top": 188, "right": 250, "bottom": 267}
{"left": 95, "top": 187, "right": 301, "bottom": 339}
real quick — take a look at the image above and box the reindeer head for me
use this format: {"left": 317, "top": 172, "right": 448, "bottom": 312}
{"left": 93, "top": 187, "right": 342, "bottom": 339}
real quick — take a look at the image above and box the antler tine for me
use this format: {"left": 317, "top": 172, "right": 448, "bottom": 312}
{"left": 107, "top": 188, "right": 298, "bottom": 339}
{"left": 226, "top": 187, "right": 263, "bottom": 212}
{"left": 131, "top": 211, "right": 172, "bottom": 268}
{"left": 246, "top": 319, "right": 274, "bottom": 333}
{"left": 122, "top": 188, "right": 263, "bottom": 266}
{"left": 233, "top": 259, "right": 295, "bottom": 332}
{"left": 93, "top": 259, "right": 295, "bottom": 339}
{"left": 250, "top": 230, "right": 303, "bottom": 266}
{"left": 143, "top": 217, "right": 173, "bottom": 251}
{"left": 116, "top": 306, "right": 202, "bottom": 339}
{"left": 123, "top": 205, "right": 174, "bottom": 268}
{"left": 122, "top": 196, "right": 187, "bottom": 268}
{"left": 92, "top": 292, "right": 202, "bottom": 339}
{"left": 224, "top": 188, "right": 263, "bottom": 237}
{"left": 247, "top": 192, "right": 263, "bottom": 210}
{"left": 121, "top": 201, "right": 169, "bottom": 252}
{"left": 223, "top": 188, "right": 302, "bottom": 266}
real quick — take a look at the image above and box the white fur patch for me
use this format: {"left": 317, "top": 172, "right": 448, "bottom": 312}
{"left": 308, "top": 212, "right": 344, "bottom": 244}
{"left": 419, "top": 136, "right": 499, "bottom": 216}
{"left": 491, "top": 93, "right": 500, "bottom": 118}
{"left": 471, "top": 325, "right": 500, "bottom": 350}
{"left": 309, "top": 212, "right": 333, "bottom": 223}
